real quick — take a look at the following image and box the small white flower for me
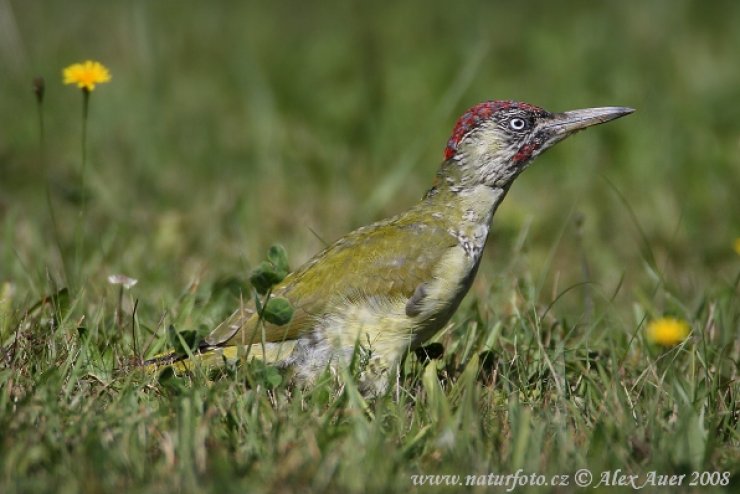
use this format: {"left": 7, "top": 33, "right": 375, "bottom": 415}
{"left": 107, "top": 274, "right": 138, "bottom": 289}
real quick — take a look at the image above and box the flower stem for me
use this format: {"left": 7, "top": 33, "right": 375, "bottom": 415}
{"left": 36, "top": 104, "right": 45, "bottom": 152}
{"left": 74, "top": 89, "right": 91, "bottom": 288}
{"left": 35, "top": 78, "right": 70, "bottom": 288}
{"left": 81, "top": 89, "right": 89, "bottom": 182}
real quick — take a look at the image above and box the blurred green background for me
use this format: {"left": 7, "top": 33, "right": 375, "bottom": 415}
{"left": 1, "top": 0, "right": 739, "bottom": 314}
{"left": 1, "top": 2, "right": 739, "bottom": 492}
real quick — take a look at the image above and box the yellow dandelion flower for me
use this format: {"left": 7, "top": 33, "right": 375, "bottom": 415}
{"left": 734, "top": 238, "right": 740, "bottom": 256}
{"left": 646, "top": 317, "right": 690, "bottom": 347}
{"left": 63, "top": 60, "right": 111, "bottom": 91}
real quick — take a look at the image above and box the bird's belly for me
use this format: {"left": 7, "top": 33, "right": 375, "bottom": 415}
{"left": 409, "top": 244, "right": 481, "bottom": 347}
{"left": 314, "top": 296, "right": 415, "bottom": 364}
{"left": 290, "top": 244, "right": 478, "bottom": 372}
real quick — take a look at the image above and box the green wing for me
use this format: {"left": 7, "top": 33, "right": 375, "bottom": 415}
{"left": 205, "top": 208, "right": 456, "bottom": 347}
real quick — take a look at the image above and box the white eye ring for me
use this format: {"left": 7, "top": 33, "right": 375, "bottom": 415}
{"left": 509, "top": 117, "right": 527, "bottom": 131}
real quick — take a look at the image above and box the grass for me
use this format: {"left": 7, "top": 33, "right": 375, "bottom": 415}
{"left": 1, "top": 0, "right": 739, "bottom": 492}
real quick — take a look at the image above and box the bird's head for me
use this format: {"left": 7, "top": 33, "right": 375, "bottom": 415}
{"left": 442, "top": 100, "right": 633, "bottom": 189}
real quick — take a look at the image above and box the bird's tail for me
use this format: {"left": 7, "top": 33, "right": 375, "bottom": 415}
{"left": 143, "top": 341, "right": 297, "bottom": 374}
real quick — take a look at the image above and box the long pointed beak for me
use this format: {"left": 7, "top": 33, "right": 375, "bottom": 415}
{"left": 547, "top": 106, "right": 635, "bottom": 135}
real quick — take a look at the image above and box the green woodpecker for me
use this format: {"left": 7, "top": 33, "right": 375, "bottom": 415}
{"left": 149, "top": 100, "right": 633, "bottom": 394}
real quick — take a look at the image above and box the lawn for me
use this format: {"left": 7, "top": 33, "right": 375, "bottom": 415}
{"left": 1, "top": 1, "right": 738, "bottom": 492}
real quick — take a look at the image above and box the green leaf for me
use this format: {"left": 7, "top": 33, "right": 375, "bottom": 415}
{"left": 167, "top": 325, "right": 200, "bottom": 354}
{"left": 267, "top": 244, "right": 290, "bottom": 277}
{"left": 263, "top": 297, "right": 294, "bottom": 326}
{"left": 262, "top": 366, "right": 283, "bottom": 388}
{"left": 247, "top": 361, "right": 283, "bottom": 390}
{"left": 157, "top": 366, "right": 176, "bottom": 385}
{"left": 249, "top": 245, "right": 291, "bottom": 294}
{"left": 157, "top": 367, "right": 185, "bottom": 395}
{"left": 249, "top": 261, "right": 285, "bottom": 295}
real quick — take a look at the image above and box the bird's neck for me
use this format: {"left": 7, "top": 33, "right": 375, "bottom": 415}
{"left": 423, "top": 159, "right": 509, "bottom": 217}
{"left": 420, "top": 163, "right": 508, "bottom": 260}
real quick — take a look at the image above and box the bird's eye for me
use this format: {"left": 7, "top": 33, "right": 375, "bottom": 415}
{"left": 509, "top": 117, "right": 528, "bottom": 131}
